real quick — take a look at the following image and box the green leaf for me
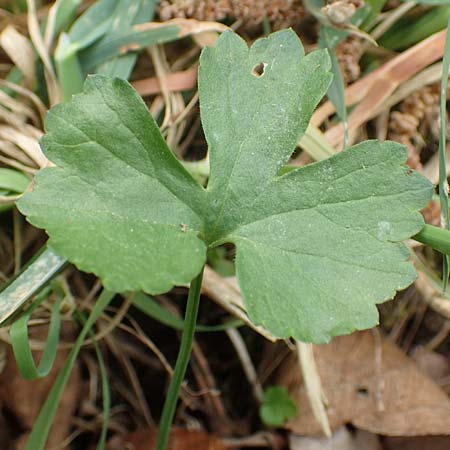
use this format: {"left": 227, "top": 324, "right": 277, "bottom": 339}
{"left": 0, "top": 168, "right": 30, "bottom": 192}
{"left": 200, "top": 30, "right": 332, "bottom": 244}
{"left": 18, "top": 76, "right": 207, "bottom": 294}
{"left": 401, "top": 0, "right": 450, "bottom": 4}
{"left": 438, "top": 17, "right": 450, "bottom": 288}
{"left": 228, "top": 141, "right": 431, "bottom": 341}
{"left": 9, "top": 285, "right": 64, "bottom": 380}
{"left": 18, "top": 30, "right": 433, "bottom": 343}
{"left": 93, "top": 0, "right": 156, "bottom": 79}
{"left": 260, "top": 386, "right": 298, "bottom": 427}
{"left": 0, "top": 246, "right": 67, "bottom": 325}
{"left": 132, "top": 291, "right": 243, "bottom": 332}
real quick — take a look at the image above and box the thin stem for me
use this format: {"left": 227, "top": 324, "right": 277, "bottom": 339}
{"left": 156, "top": 267, "right": 205, "bottom": 450}
{"left": 413, "top": 224, "right": 450, "bottom": 256}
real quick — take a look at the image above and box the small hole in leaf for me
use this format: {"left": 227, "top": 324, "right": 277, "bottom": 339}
{"left": 252, "top": 62, "right": 267, "bottom": 78}
{"left": 356, "top": 386, "right": 369, "bottom": 396}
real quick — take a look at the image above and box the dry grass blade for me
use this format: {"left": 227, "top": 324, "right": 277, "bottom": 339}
{"left": 149, "top": 45, "right": 173, "bottom": 129}
{"left": 134, "top": 18, "right": 228, "bottom": 40}
{"left": 0, "top": 79, "right": 48, "bottom": 124}
{"left": 0, "top": 26, "right": 35, "bottom": 89}
{"left": 415, "top": 271, "right": 450, "bottom": 321}
{"left": 0, "top": 90, "right": 39, "bottom": 126}
{"left": 26, "top": 0, "right": 61, "bottom": 106}
{"left": 296, "top": 342, "right": 331, "bottom": 437}
{"left": 226, "top": 327, "right": 264, "bottom": 404}
{"left": 202, "top": 266, "right": 278, "bottom": 342}
{"left": 132, "top": 66, "right": 198, "bottom": 97}
{"left": 0, "top": 125, "right": 46, "bottom": 168}
{"left": 312, "top": 29, "right": 447, "bottom": 147}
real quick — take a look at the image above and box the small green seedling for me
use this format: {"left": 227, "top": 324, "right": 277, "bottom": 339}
{"left": 260, "top": 386, "right": 298, "bottom": 427}
{"left": 17, "top": 29, "right": 433, "bottom": 449}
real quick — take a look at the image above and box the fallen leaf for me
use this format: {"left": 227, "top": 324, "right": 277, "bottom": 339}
{"left": 278, "top": 330, "right": 450, "bottom": 436}
{"left": 107, "top": 427, "right": 226, "bottom": 450}
{"left": 384, "top": 436, "right": 450, "bottom": 450}
{"left": 410, "top": 346, "right": 450, "bottom": 383}
{"left": 0, "top": 323, "right": 80, "bottom": 449}
{"left": 289, "top": 427, "right": 381, "bottom": 450}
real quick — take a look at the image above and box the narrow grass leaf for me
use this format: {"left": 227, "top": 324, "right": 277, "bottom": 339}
{"left": 55, "top": 33, "right": 85, "bottom": 100}
{"left": 320, "top": 26, "right": 348, "bottom": 149}
{"left": 92, "top": 330, "right": 110, "bottom": 450}
{"left": 439, "top": 17, "right": 450, "bottom": 289}
{"left": 402, "top": 0, "right": 450, "bottom": 4}
{"left": 379, "top": 5, "right": 450, "bottom": 50}
{"left": 95, "top": 0, "right": 156, "bottom": 79}
{"left": 79, "top": 20, "right": 226, "bottom": 73}
{"left": 66, "top": 0, "right": 117, "bottom": 46}
{"left": 361, "top": 0, "right": 388, "bottom": 30}
{"left": 414, "top": 224, "right": 450, "bottom": 256}
{"left": 132, "top": 292, "right": 242, "bottom": 332}
{"left": 9, "top": 286, "right": 64, "bottom": 379}
{"left": 24, "top": 289, "right": 115, "bottom": 450}
{"left": 44, "top": 0, "right": 83, "bottom": 48}
{"left": 0, "top": 168, "right": 30, "bottom": 192}
{"left": 0, "top": 246, "right": 67, "bottom": 324}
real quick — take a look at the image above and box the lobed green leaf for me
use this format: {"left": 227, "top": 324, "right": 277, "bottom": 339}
{"left": 18, "top": 29, "right": 433, "bottom": 342}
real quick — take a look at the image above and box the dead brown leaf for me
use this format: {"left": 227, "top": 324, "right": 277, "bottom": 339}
{"left": 290, "top": 427, "right": 381, "bottom": 450}
{"left": 132, "top": 66, "right": 198, "bottom": 97}
{"left": 107, "top": 427, "right": 226, "bottom": 450}
{"left": 384, "top": 436, "right": 450, "bottom": 450}
{"left": 311, "top": 29, "right": 447, "bottom": 147}
{"left": 0, "top": 323, "right": 81, "bottom": 449}
{"left": 278, "top": 330, "right": 450, "bottom": 436}
{"left": 411, "top": 346, "right": 450, "bottom": 383}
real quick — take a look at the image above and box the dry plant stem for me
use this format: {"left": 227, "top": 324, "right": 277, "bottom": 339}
{"left": 202, "top": 266, "right": 277, "bottom": 341}
{"left": 190, "top": 342, "right": 230, "bottom": 432}
{"left": 415, "top": 271, "right": 450, "bottom": 320}
{"left": 149, "top": 45, "right": 172, "bottom": 129}
{"left": 132, "top": 66, "right": 198, "bottom": 96}
{"left": 105, "top": 333, "right": 154, "bottom": 426}
{"left": 12, "top": 208, "right": 21, "bottom": 274}
{"left": 370, "top": 1, "right": 417, "bottom": 41}
{"left": 156, "top": 268, "right": 204, "bottom": 450}
{"left": 296, "top": 342, "right": 331, "bottom": 437}
{"left": 26, "top": 0, "right": 60, "bottom": 105}
{"left": 122, "top": 318, "right": 174, "bottom": 375}
{"left": 312, "top": 29, "right": 447, "bottom": 146}
{"left": 226, "top": 327, "right": 264, "bottom": 403}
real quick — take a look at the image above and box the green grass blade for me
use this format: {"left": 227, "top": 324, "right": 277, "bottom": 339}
{"left": 92, "top": 331, "right": 110, "bottom": 450}
{"left": 414, "top": 224, "right": 450, "bottom": 256}
{"left": 361, "top": 0, "right": 388, "bottom": 30}
{"left": 438, "top": 16, "right": 450, "bottom": 289}
{"left": 402, "top": 0, "right": 450, "bottom": 4}
{"left": 55, "top": 33, "right": 84, "bottom": 101}
{"left": 379, "top": 5, "right": 450, "bottom": 50}
{"left": 132, "top": 292, "right": 243, "bottom": 332}
{"left": 320, "top": 26, "right": 349, "bottom": 149}
{"left": 45, "top": 0, "right": 83, "bottom": 45}
{"left": 0, "top": 246, "right": 67, "bottom": 324}
{"left": 9, "top": 286, "right": 64, "bottom": 379}
{"left": 67, "top": 0, "right": 118, "bottom": 45}
{"left": 95, "top": 0, "right": 156, "bottom": 79}
{"left": 0, "top": 168, "right": 30, "bottom": 192}
{"left": 156, "top": 269, "right": 204, "bottom": 450}
{"left": 79, "top": 23, "right": 183, "bottom": 72}
{"left": 24, "top": 289, "right": 115, "bottom": 450}
{"left": 298, "top": 124, "right": 338, "bottom": 161}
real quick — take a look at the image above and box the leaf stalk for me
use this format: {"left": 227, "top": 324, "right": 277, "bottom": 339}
{"left": 156, "top": 267, "right": 205, "bottom": 450}
{"left": 413, "top": 224, "right": 450, "bottom": 256}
